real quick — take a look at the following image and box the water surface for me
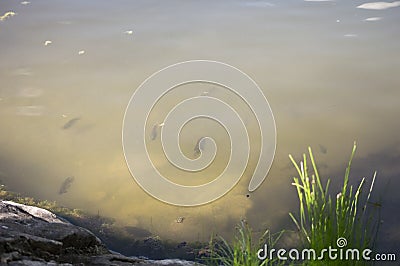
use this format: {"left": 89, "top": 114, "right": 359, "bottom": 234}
{"left": 0, "top": 0, "right": 399, "bottom": 252}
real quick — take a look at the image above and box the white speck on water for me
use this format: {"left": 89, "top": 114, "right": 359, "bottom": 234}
{"left": 0, "top": 11, "right": 17, "bottom": 21}
{"left": 21, "top": 1, "right": 30, "bottom": 5}
{"left": 176, "top": 217, "right": 185, "bottom": 223}
{"left": 124, "top": 30, "right": 133, "bottom": 35}
{"left": 357, "top": 1, "right": 400, "bottom": 10}
{"left": 44, "top": 40, "right": 52, "bottom": 46}
{"left": 336, "top": 19, "right": 340, "bottom": 23}
{"left": 344, "top": 34, "right": 358, "bottom": 37}
{"left": 365, "top": 17, "right": 382, "bottom": 21}
{"left": 78, "top": 50, "right": 85, "bottom": 55}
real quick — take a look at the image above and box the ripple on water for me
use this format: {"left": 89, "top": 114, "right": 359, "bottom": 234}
{"left": 15, "top": 105, "right": 45, "bottom": 116}
{"left": 17, "top": 87, "right": 43, "bottom": 98}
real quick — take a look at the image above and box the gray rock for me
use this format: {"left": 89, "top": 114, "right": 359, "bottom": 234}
{"left": 0, "top": 200, "right": 107, "bottom": 264}
{"left": 0, "top": 201, "right": 204, "bottom": 265}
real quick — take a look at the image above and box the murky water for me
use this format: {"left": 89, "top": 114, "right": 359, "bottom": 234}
{"left": 0, "top": 0, "right": 399, "bottom": 252}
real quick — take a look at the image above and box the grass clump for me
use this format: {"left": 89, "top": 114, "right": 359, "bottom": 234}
{"left": 208, "top": 220, "right": 284, "bottom": 266}
{"left": 207, "top": 143, "right": 380, "bottom": 265}
{"left": 289, "top": 142, "right": 380, "bottom": 265}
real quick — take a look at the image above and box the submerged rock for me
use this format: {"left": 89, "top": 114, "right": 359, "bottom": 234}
{"left": 0, "top": 201, "right": 204, "bottom": 265}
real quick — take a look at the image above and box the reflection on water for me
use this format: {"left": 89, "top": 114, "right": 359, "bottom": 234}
{"left": 0, "top": 11, "right": 16, "bottom": 21}
{"left": 357, "top": 1, "right": 400, "bottom": 10}
{"left": 0, "top": 0, "right": 399, "bottom": 252}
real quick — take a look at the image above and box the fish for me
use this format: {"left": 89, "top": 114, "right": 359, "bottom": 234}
{"left": 150, "top": 122, "right": 164, "bottom": 140}
{"left": 319, "top": 144, "right": 327, "bottom": 154}
{"left": 367, "top": 201, "right": 382, "bottom": 208}
{"left": 194, "top": 138, "right": 205, "bottom": 156}
{"left": 59, "top": 176, "right": 74, "bottom": 194}
{"left": 62, "top": 117, "right": 80, "bottom": 129}
{"left": 150, "top": 125, "right": 158, "bottom": 140}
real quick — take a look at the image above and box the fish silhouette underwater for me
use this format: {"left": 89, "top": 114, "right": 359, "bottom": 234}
{"left": 59, "top": 176, "right": 74, "bottom": 194}
{"left": 62, "top": 117, "right": 81, "bottom": 130}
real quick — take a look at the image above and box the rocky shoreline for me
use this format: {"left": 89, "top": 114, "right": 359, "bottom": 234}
{"left": 0, "top": 200, "right": 204, "bottom": 265}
